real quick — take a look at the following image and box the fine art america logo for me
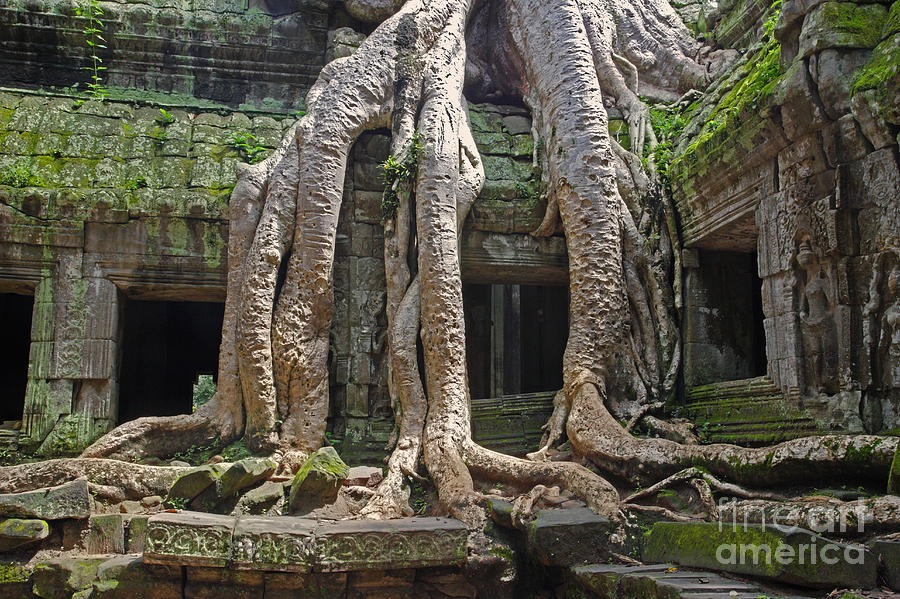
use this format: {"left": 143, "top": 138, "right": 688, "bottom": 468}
{"left": 714, "top": 498, "right": 870, "bottom": 566}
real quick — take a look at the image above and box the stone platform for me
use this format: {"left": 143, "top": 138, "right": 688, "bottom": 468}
{"left": 569, "top": 564, "right": 814, "bottom": 599}
{"left": 143, "top": 511, "right": 468, "bottom": 573}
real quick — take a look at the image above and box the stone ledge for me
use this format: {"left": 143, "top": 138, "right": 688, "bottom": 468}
{"left": 642, "top": 521, "right": 878, "bottom": 589}
{"left": 143, "top": 511, "right": 468, "bottom": 573}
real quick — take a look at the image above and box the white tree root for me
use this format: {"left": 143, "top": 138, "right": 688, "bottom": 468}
{"left": 71, "top": 0, "right": 898, "bottom": 532}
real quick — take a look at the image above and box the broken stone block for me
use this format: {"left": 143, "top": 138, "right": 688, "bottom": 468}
{"left": 86, "top": 514, "right": 125, "bottom": 554}
{"left": 888, "top": 441, "right": 900, "bottom": 494}
{"left": 571, "top": 563, "right": 772, "bottom": 599}
{"left": 0, "top": 561, "right": 30, "bottom": 598}
{"left": 315, "top": 517, "right": 468, "bottom": 572}
{"left": 90, "top": 554, "right": 182, "bottom": 599}
{"left": 217, "top": 458, "right": 276, "bottom": 499}
{"left": 345, "top": 466, "right": 382, "bottom": 487}
{"left": 143, "top": 512, "right": 235, "bottom": 567}
{"left": 126, "top": 515, "right": 149, "bottom": 554}
{"left": 524, "top": 508, "right": 614, "bottom": 567}
{"left": 118, "top": 501, "right": 143, "bottom": 514}
{"left": 0, "top": 478, "right": 91, "bottom": 520}
{"left": 872, "top": 540, "right": 900, "bottom": 590}
{"left": 288, "top": 447, "right": 349, "bottom": 515}
{"left": 140, "top": 496, "right": 162, "bottom": 509}
{"left": 0, "top": 518, "right": 49, "bottom": 551}
{"left": 230, "top": 516, "right": 315, "bottom": 572}
{"left": 31, "top": 556, "right": 107, "bottom": 598}
{"left": 642, "top": 521, "right": 877, "bottom": 589}
{"left": 165, "top": 464, "right": 225, "bottom": 508}
{"left": 234, "top": 481, "right": 284, "bottom": 516}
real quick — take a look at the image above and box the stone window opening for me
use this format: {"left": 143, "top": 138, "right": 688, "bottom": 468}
{"left": 117, "top": 298, "right": 224, "bottom": 424}
{"left": 0, "top": 291, "right": 33, "bottom": 429}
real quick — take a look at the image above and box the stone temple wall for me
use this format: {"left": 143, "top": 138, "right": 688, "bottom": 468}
{"left": 0, "top": 85, "right": 565, "bottom": 456}
{"left": 671, "top": 0, "right": 900, "bottom": 434}
{"left": 0, "top": 0, "right": 343, "bottom": 109}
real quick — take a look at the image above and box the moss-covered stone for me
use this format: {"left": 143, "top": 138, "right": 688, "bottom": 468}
{"left": 799, "top": 2, "right": 888, "bottom": 57}
{"left": 288, "top": 447, "right": 349, "bottom": 515}
{"left": 642, "top": 522, "right": 877, "bottom": 589}
{"left": 0, "top": 518, "right": 49, "bottom": 552}
{"left": 888, "top": 440, "right": 900, "bottom": 494}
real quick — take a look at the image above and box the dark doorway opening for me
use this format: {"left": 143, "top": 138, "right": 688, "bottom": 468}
{"left": 464, "top": 284, "right": 567, "bottom": 400}
{"left": 683, "top": 249, "right": 767, "bottom": 387}
{"left": 118, "top": 299, "right": 224, "bottom": 424}
{"left": 0, "top": 293, "right": 33, "bottom": 423}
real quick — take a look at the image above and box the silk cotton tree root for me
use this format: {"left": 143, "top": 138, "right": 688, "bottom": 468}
{"left": 72, "top": 0, "right": 899, "bottom": 528}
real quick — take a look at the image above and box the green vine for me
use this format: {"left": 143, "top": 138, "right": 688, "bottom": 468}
{"left": 74, "top": 0, "right": 107, "bottom": 101}
{"left": 380, "top": 133, "right": 422, "bottom": 220}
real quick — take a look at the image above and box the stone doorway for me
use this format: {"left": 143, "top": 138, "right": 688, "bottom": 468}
{"left": 117, "top": 299, "right": 224, "bottom": 423}
{"left": 0, "top": 292, "right": 33, "bottom": 425}
{"left": 683, "top": 249, "right": 767, "bottom": 387}
{"left": 463, "top": 284, "right": 567, "bottom": 400}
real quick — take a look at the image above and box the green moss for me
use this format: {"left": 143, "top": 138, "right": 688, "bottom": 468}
{"left": 0, "top": 562, "right": 28, "bottom": 584}
{"left": 851, "top": 33, "right": 900, "bottom": 94}
{"left": 810, "top": 2, "right": 887, "bottom": 50}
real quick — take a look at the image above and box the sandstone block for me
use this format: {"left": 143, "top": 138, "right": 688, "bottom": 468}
{"left": 144, "top": 512, "right": 235, "bottom": 567}
{"left": 0, "top": 518, "right": 49, "bottom": 552}
{"left": 217, "top": 458, "right": 276, "bottom": 499}
{"left": 642, "top": 521, "right": 877, "bottom": 589}
{"left": 86, "top": 514, "right": 126, "bottom": 555}
{"left": 230, "top": 516, "right": 315, "bottom": 572}
{"left": 0, "top": 478, "right": 91, "bottom": 520}
{"left": 288, "top": 447, "right": 349, "bottom": 515}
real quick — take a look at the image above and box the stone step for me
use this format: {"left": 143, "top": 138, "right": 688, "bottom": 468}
{"left": 143, "top": 511, "right": 468, "bottom": 573}
{"left": 686, "top": 377, "right": 782, "bottom": 403}
{"left": 641, "top": 521, "right": 878, "bottom": 590}
{"left": 568, "top": 563, "right": 815, "bottom": 599}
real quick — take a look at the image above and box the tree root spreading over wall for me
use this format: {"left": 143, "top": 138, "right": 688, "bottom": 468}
{"left": 3, "top": 0, "right": 894, "bottom": 534}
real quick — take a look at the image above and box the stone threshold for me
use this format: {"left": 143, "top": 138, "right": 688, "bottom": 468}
{"left": 143, "top": 511, "right": 468, "bottom": 573}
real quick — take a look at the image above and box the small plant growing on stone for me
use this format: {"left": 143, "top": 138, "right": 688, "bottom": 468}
{"left": 380, "top": 133, "right": 421, "bottom": 220}
{"left": 156, "top": 108, "right": 176, "bottom": 125}
{"left": 74, "top": 0, "right": 107, "bottom": 101}
{"left": 148, "top": 125, "right": 168, "bottom": 146}
{"left": 228, "top": 131, "right": 267, "bottom": 164}
{"left": 123, "top": 176, "right": 148, "bottom": 190}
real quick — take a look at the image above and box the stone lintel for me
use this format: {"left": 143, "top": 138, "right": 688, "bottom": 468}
{"left": 143, "top": 512, "right": 468, "bottom": 573}
{"left": 144, "top": 511, "right": 235, "bottom": 567}
{"left": 314, "top": 517, "right": 468, "bottom": 572}
{"left": 231, "top": 516, "right": 315, "bottom": 572}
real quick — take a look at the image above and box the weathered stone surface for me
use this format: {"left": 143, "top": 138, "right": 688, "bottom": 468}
{"left": 888, "top": 440, "right": 900, "bottom": 494}
{"left": 166, "top": 465, "right": 225, "bottom": 508}
{"left": 87, "top": 515, "right": 125, "bottom": 555}
{"left": 0, "top": 478, "right": 90, "bottom": 520}
{"left": 217, "top": 458, "right": 276, "bottom": 499}
{"left": 315, "top": 517, "right": 468, "bottom": 572}
{"left": 231, "top": 516, "right": 315, "bottom": 572}
{"left": 288, "top": 447, "right": 349, "bottom": 515}
{"left": 0, "top": 518, "right": 49, "bottom": 551}
{"left": 872, "top": 540, "right": 900, "bottom": 590}
{"left": 126, "top": 516, "right": 150, "bottom": 554}
{"left": 345, "top": 466, "right": 382, "bottom": 487}
{"left": 143, "top": 512, "right": 234, "bottom": 567}
{"left": 234, "top": 481, "right": 284, "bottom": 516}
{"left": 32, "top": 556, "right": 107, "bottom": 599}
{"left": 569, "top": 563, "right": 805, "bottom": 599}
{"left": 524, "top": 508, "right": 614, "bottom": 567}
{"left": 88, "top": 555, "right": 182, "bottom": 599}
{"left": 798, "top": 2, "right": 887, "bottom": 58}
{"left": 642, "top": 522, "right": 877, "bottom": 589}
{"left": 0, "top": 561, "right": 31, "bottom": 599}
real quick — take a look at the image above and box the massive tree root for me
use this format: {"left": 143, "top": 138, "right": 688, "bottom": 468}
{"left": 73, "top": 0, "right": 898, "bottom": 528}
